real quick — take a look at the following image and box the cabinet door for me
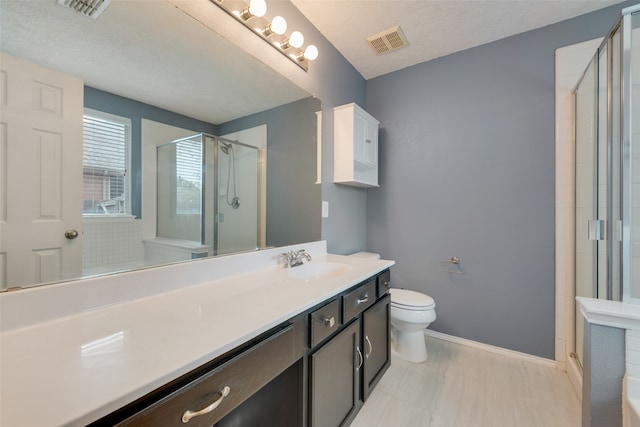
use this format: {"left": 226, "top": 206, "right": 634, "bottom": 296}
{"left": 310, "top": 319, "right": 361, "bottom": 427}
{"left": 362, "top": 116, "right": 378, "bottom": 166}
{"left": 362, "top": 295, "right": 390, "bottom": 401}
{"left": 353, "top": 110, "right": 377, "bottom": 167}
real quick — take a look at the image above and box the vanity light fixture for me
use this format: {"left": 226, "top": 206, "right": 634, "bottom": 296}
{"left": 210, "top": 0, "right": 318, "bottom": 71}
{"left": 303, "top": 45, "right": 319, "bottom": 61}
{"left": 262, "top": 16, "right": 287, "bottom": 37}
{"left": 238, "top": 0, "right": 267, "bottom": 20}
{"left": 278, "top": 30, "right": 304, "bottom": 50}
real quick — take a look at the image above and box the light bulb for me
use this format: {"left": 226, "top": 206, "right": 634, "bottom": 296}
{"left": 249, "top": 0, "right": 266, "bottom": 17}
{"left": 271, "top": 16, "right": 287, "bottom": 35}
{"left": 304, "top": 45, "right": 318, "bottom": 61}
{"left": 289, "top": 31, "right": 304, "bottom": 48}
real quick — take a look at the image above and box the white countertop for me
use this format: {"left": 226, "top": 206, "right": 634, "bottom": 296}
{"left": 0, "top": 242, "right": 394, "bottom": 426}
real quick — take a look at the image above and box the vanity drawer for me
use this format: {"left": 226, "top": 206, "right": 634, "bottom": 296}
{"left": 117, "top": 325, "right": 295, "bottom": 427}
{"left": 377, "top": 270, "right": 391, "bottom": 297}
{"left": 309, "top": 298, "right": 340, "bottom": 348}
{"left": 342, "top": 279, "right": 376, "bottom": 323}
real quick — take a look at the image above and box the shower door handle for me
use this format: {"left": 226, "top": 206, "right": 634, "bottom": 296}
{"left": 587, "top": 219, "right": 606, "bottom": 241}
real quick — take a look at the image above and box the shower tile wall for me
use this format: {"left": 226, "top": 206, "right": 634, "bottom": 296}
{"left": 82, "top": 219, "right": 145, "bottom": 275}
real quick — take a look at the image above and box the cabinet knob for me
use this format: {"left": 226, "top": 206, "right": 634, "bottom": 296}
{"left": 323, "top": 316, "right": 336, "bottom": 328}
{"left": 365, "top": 139, "right": 372, "bottom": 143}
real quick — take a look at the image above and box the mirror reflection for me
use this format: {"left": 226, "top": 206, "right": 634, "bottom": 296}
{"left": 0, "top": 0, "right": 321, "bottom": 290}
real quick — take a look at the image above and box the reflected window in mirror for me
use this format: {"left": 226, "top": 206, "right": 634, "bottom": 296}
{"left": 82, "top": 109, "right": 131, "bottom": 216}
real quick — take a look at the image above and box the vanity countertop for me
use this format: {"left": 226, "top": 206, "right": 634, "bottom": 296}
{"left": 0, "top": 244, "right": 394, "bottom": 427}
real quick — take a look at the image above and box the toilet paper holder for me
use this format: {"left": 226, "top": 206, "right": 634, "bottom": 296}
{"left": 442, "top": 256, "right": 464, "bottom": 274}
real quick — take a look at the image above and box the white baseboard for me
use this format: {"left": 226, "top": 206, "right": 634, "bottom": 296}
{"left": 424, "top": 330, "right": 557, "bottom": 369}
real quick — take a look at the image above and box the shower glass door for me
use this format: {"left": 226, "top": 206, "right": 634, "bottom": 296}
{"left": 574, "top": 22, "right": 625, "bottom": 367}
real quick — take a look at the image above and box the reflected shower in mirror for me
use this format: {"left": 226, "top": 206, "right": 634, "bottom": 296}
{"left": 0, "top": 0, "right": 321, "bottom": 290}
{"left": 156, "top": 134, "right": 264, "bottom": 259}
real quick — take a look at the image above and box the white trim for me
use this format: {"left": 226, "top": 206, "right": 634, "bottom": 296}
{"left": 424, "top": 330, "right": 557, "bottom": 369}
{"left": 577, "top": 296, "right": 640, "bottom": 330}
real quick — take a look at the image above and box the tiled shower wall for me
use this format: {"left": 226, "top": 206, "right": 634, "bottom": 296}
{"left": 82, "top": 218, "right": 145, "bottom": 274}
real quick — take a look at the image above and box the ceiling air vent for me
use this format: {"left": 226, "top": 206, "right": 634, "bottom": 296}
{"left": 57, "top": 0, "right": 111, "bottom": 19}
{"left": 366, "top": 25, "right": 409, "bottom": 56}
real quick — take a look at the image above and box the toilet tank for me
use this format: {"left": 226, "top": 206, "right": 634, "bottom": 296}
{"left": 348, "top": 252, "right": 381, "bottom": 260}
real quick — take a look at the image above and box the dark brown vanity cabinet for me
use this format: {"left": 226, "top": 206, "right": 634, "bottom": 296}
{"left": 111, "top": 325, "right": 300, "bottom": 427}
{"left": 308, "top": 270, "right": 391, "bottom": 427}
{"left": 310, "top": 319, "right": 361, "bottom": 427}
{"left": 94, "top": 270, "right": 391, "bottom": 427}
{"left": 362, "top": 293, "right": 390, "bottom": 400}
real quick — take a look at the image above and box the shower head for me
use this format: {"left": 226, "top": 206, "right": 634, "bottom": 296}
{"left": 220, "top": 141, "right": 232, "bottom": 155}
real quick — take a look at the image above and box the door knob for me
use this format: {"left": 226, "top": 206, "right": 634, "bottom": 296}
{"left": 65, "top": 229, "right": 79, "bottom": 240}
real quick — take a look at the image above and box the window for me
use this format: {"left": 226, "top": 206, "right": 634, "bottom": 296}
{"left": 175, "top": 138, "right": 202, "bottom": 215}
{"left": 82, "top": 109, "right": 131, "bottom": 215}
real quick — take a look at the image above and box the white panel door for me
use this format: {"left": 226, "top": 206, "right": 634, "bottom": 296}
{"left": 0, "top": 53, "right": 83, "bottom": 288}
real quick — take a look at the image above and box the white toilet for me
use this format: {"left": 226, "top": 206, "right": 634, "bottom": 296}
{"left": 389, "top": 288, "right": 436, "bottom": 363}
{"left": 348, "top": 252, "right": 436, "bottom": 363}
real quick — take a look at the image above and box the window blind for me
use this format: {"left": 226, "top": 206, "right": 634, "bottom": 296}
{"left": 82, "top": 111, "right": 130, "bottom": 215}
{"left": 175, "top": 139, "right": 202, "bottom": 215}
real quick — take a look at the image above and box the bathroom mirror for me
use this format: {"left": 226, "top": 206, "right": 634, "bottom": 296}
{"left": 0, "top": 0, "right": 321, "bottom": 290}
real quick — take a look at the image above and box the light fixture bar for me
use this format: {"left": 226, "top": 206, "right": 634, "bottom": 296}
{"left": 209, "top": 0, "right": 316, "bottom": 71}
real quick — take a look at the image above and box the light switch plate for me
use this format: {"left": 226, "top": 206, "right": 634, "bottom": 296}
{"left": 322, "top": 201, "right": 329, "bottom": 218}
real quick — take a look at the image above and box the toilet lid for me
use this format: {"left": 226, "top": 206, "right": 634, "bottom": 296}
{"left": 390, "top": 288, "right": 435, "bottom": 308}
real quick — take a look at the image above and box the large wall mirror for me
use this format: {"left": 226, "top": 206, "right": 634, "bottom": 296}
{"left": 0, "top": 0, "right": 321, "bottom": 290}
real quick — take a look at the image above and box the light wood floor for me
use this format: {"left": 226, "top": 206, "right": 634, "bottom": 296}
{"left": 351, "top": 335, "right": 581, "bottom": 427}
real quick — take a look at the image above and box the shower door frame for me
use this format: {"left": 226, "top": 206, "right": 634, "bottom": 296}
{"left": 620, "top": 6, "right": 636, "bottom": 304}
{"left": 572, "top": 3, "right": 639, "bottom": 367}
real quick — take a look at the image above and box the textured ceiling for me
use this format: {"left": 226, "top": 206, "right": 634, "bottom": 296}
{"left": 0, "top": 0, "right": 628, "bottom": 121}
{"left": 291, "top": 0, "right": 627, "bottom": 79}
{"left": 0, "top": 0, "right": 310, "bottom": 124}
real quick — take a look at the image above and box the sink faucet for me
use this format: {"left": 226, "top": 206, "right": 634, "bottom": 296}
{"left": 281, "top": 249, "right": 312, "bottom": 268}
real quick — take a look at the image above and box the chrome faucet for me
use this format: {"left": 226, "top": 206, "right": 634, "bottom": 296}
{"left": 281, "top": 249, "right": 312, "bottom": 268}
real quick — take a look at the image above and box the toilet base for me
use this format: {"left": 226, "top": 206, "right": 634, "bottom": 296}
{"left": 392, "top": 329, "right": 428, "bottom": 363}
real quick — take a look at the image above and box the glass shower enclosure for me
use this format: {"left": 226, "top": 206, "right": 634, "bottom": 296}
{"left": 156, "top": 133, "right": 263, "bottom": 257}
{"left": 573, "top": 4, "right": 640, "bottom": 367}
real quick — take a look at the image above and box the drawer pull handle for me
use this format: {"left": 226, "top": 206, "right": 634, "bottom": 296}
{"left": 182, "top": 386, "right": 231, "bottom": 423}
{"left": 383, "top": 281, "right": 390, "bottom": 287}
{"left": 323, "top": 316, "right": 336, "bottom": 328}
{"left": 356, "top": 346, "right": 364, "bottom": 371}
{"left": 357, "top": 294, "right": 369, "bottom": 304}
{"left": 365, "top": 335, "right": 373, "bottom": 359}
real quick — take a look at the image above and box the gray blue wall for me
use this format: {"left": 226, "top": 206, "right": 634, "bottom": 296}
{"left": 364, "top": 2, "right": 633, "bottom": 358}
{"left": 219, "top": 97, "right": 322, "bottom": 247}
{"left": 262, "top": 1, "right": 368, "bottom": 255}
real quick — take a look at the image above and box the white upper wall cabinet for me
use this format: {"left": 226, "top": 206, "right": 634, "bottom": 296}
{"left": 333, "top": 103, "right": 380, "bottom": 187}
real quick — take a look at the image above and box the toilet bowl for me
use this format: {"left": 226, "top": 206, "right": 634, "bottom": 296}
{"left": 346, "top": 252, "right": 436, "bottom": 363}
{"left": 389, "top": 288, "right": 436, "bottom": 363}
